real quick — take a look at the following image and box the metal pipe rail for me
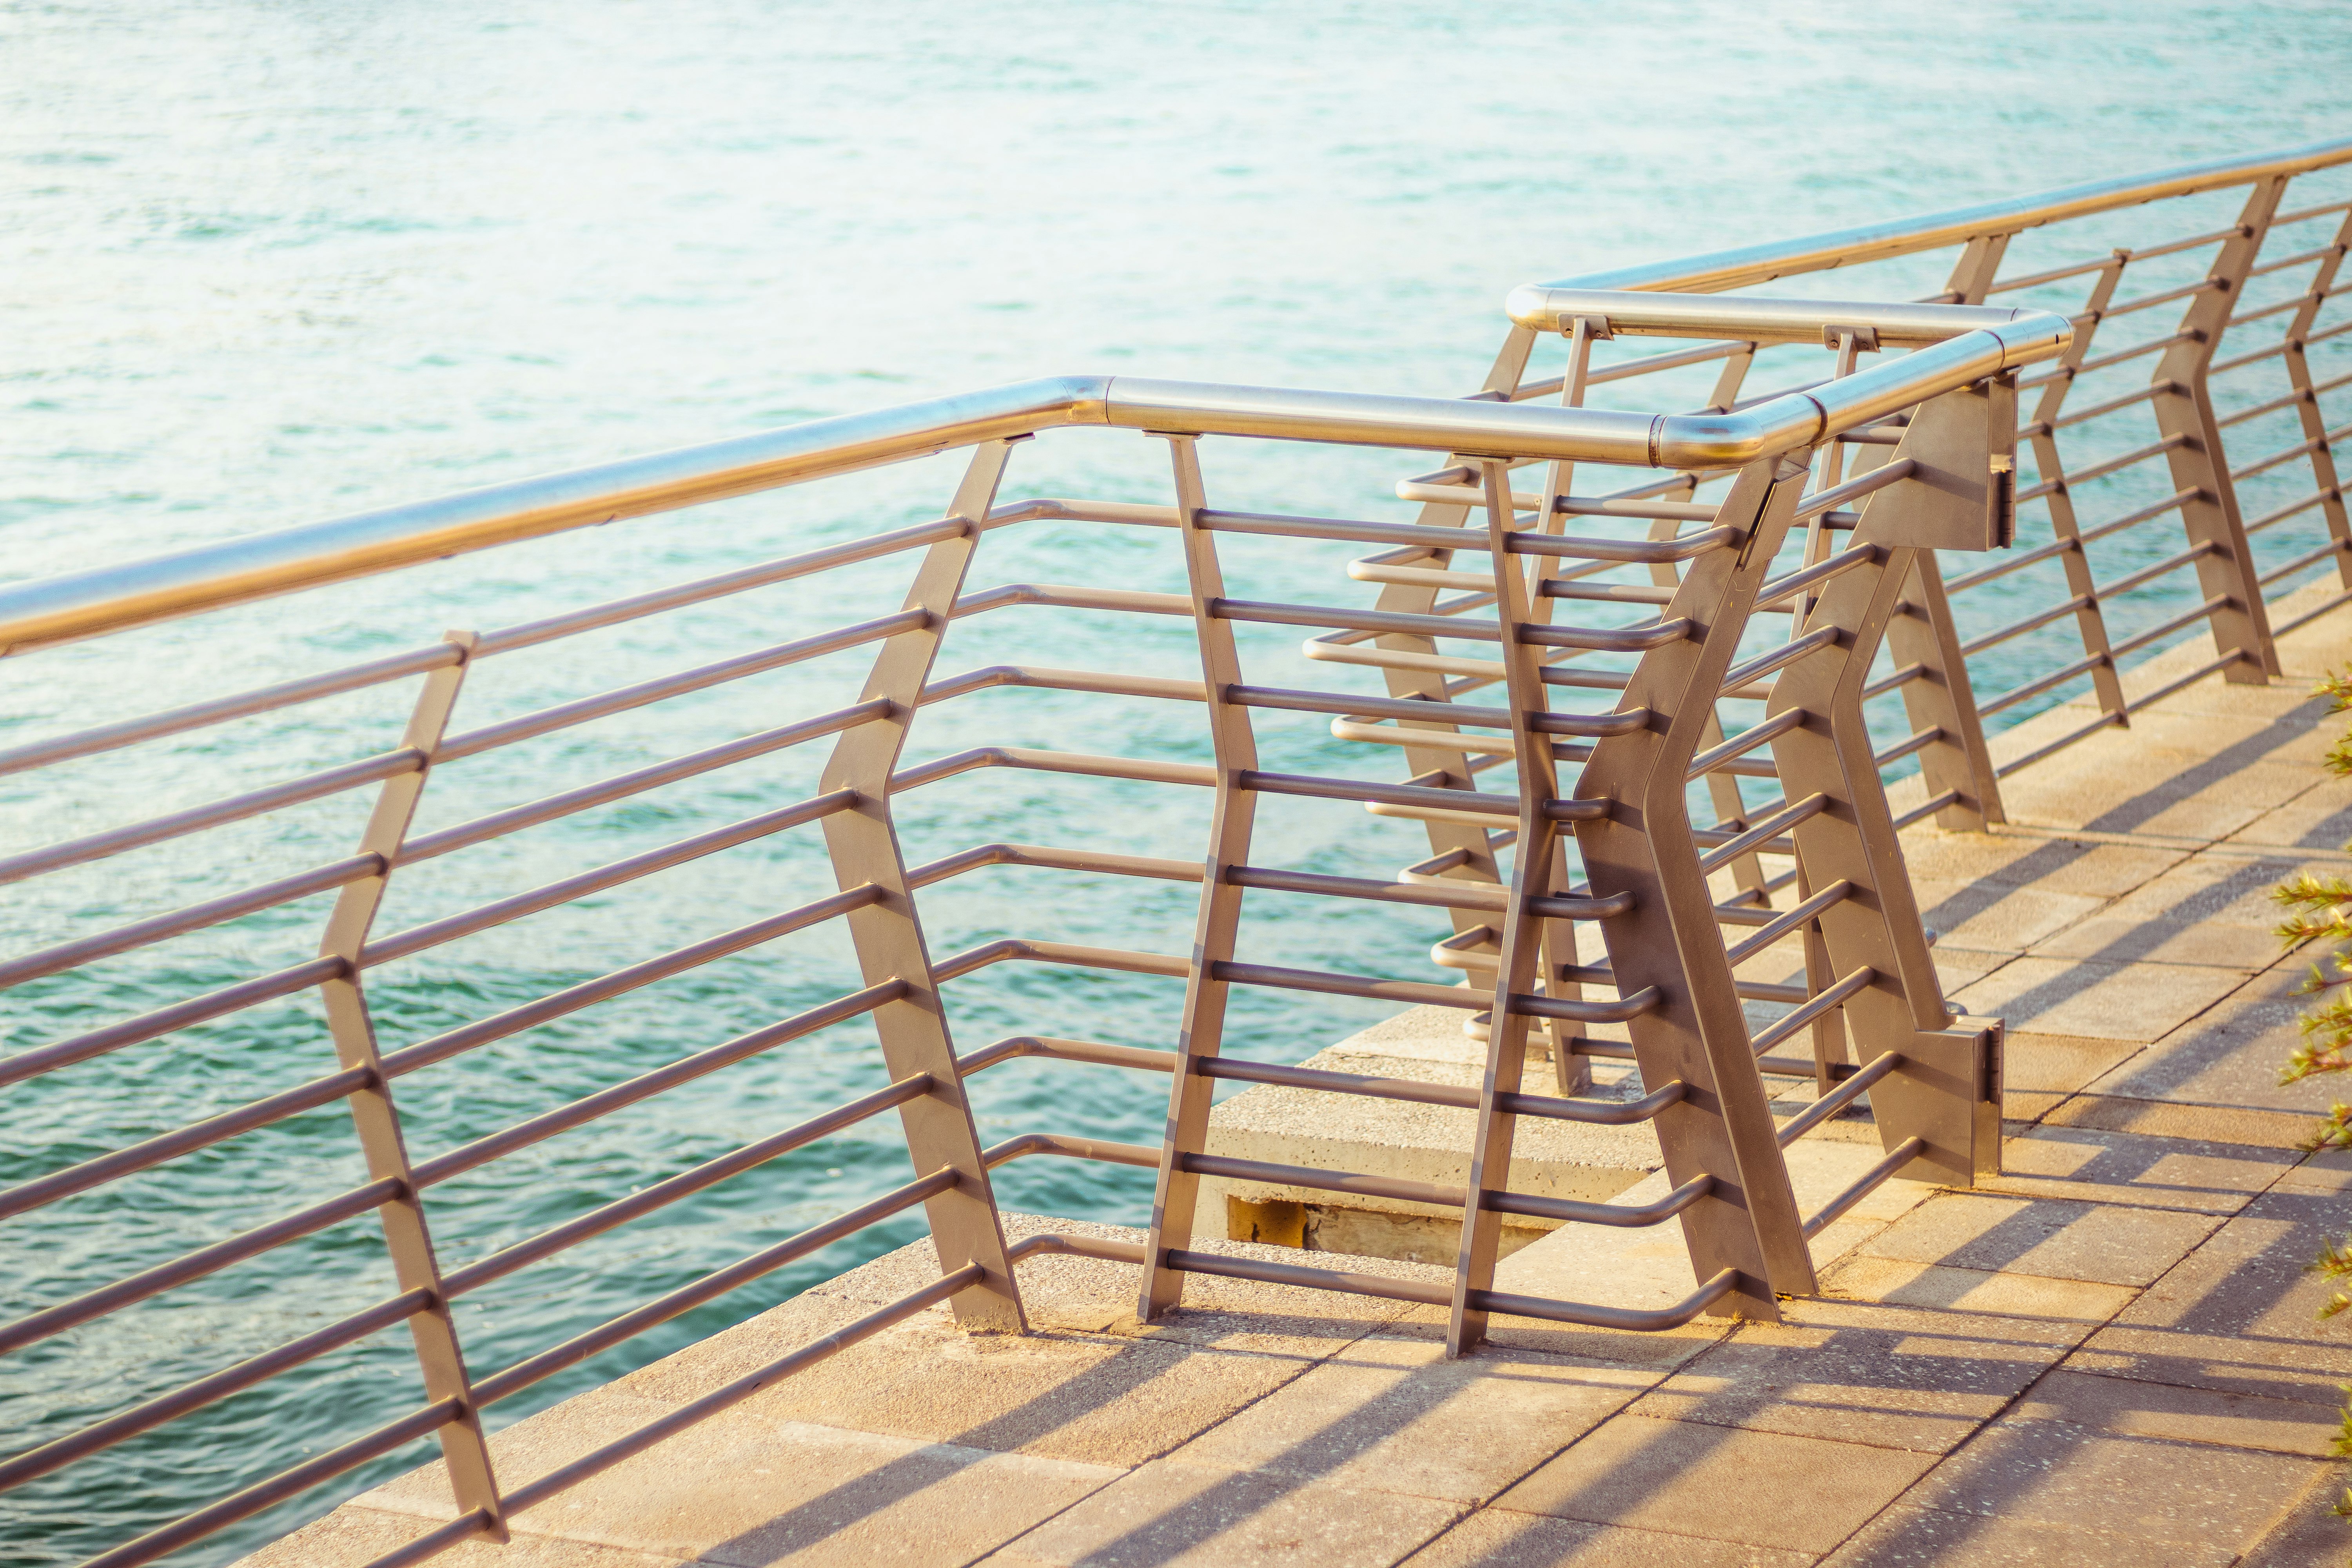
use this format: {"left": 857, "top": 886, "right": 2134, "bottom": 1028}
{"left": 1, "top": 207, "right": 2073, "bottom": 1566}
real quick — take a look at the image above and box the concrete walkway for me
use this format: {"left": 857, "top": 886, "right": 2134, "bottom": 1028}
{"left": 253, "top": 585, "right": 2352, "bottom": 1568}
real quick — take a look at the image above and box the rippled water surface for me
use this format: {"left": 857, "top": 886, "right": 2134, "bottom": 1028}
{"left": 5, "top": 2, "right": 2350, "bottom": 1562}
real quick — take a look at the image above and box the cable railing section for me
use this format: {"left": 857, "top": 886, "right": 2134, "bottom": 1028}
{"left": 0, "top": 298, "right": 2058, "bottom": 1566}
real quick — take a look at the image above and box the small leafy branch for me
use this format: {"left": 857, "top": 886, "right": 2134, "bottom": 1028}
{"left": 2271, "top": 672, "right": 2352, "bottom": 1514}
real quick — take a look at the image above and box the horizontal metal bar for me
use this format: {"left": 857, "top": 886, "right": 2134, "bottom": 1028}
{"left": 381, "top": 887, "right": 884, "bottom": 1077}
{"left": 2259, "top": 536, "right": 2352, "bottom": 588}
{"left": 1508, "top": 525, "right": 1741, "bottom": 563}
{"left": 1861, "top": 661, "right": 1926, "bottom": 700}
{"left": 1777, "top": 1051, "right": 1902, "bottom": 1147}
{"left": 407, "top": 982, "right": 909, "bottom": 1189}
{"left": 0, "top": 1065, "right": 373, "bottom": 1221}
{"left": 1524, "top": 888, "right": 1638, "bottom": 920}
{"left": 2106, "top": 594, "right": 2230, "bottom": 661}
{"left": 1794, "top": 459, "right": 1916, "bottom": 522}
{"left": 442, "top": 1075, "right": 934, "bottom": 1299}
{"left": 0, "top": 956, "right": 343, "bottom": 1089}
{"left": 470, "top": 1170, "right": 958, "bottom": 1408}
{"left": 1959, "top": 593, "right": 2092, "bottom": 656}
{"left": 1889, "top": 788, "right": 1964, "bottom": 829}
{"left": 2214, "top": 372, "right": 2352, "bottom": 429}
{"left": 1468, "top": 1268, "right": 1740, "bottom": 1332}
{"left": 1226, "top": 864, "right": 1510, "bottom": 911}
{"left": 889, "top": 745, "right": 1216, "bottom": 794}
{"left": 83, "top": 1398, "right": 461, "bottom": 1568}
{"left": 488, "top": 1265, "right": 985, "bottom": 1525}
{"left": 1180, "top": 1151, "right": 1457, "bottom": 1209}
{"left": 907, "top": 842, "right": 1205, "bottom": 890}
{"left": 2049, "top": 431, "right": 2192, "bottom": 492}
{"left": 1720, "top": 625, "right": 1842, "bottom": 690}
{"left": 2103, "top": 540, "right": 2217, "bottom": 599}
{"left": 1696, "top": 793, "right": 1827, "bottom": 873}
{"left": 2100, "top": 278, "right": 2224, "bottom": 319}
{"left": 405, "top": 706, "right": 887, "bottom": 865}
{"left": 1487, "top": 1172, "right": 1714, "bottom": 1228}
{"left": 1802, "top": 1136, "right": 1927, "bottom": 1238}
{"left": 2033, "top": 379, "right": 2181, "bottom": 435}
{"left": 2210, "top": 317, "right": 2352, "bottom": 374}
{"left": 436, "top": 613, "right": 918, "bottom": 762}
{"left": 1723, "top": 880, "right": 1851, "bottom": 967}
{"left": 475, "top": 515, "right": 969, "bottom": 659}
{"left": 0, "top": 643, "right": 459, "bottom": 780}
{"left": 1873, "top": 724, "right": 1944, "bottom": 764}
{"left": 0, "top": 748, "right": 419, "bottom": 888}
{"left": 370, "top": 791, "right": 856, "bottom": 967}
{"left": 1241, "top": 769, "right": 1518, "bottom": 818}
{"left": 934, "top": 937, "right": 1191, "bottom": 984}
{"left": 1756, "top": 544, "right": 1881, "bottom": 612}
{"left": 1689, "top": 710, "right": 1806, "bottom": 780}
{"left": 2020, "top": 330, "right": 2197, "bottom": 389}
{"left": 1192, "top": 1055, "right": 1685, "bottom": 1125}
{"left": 1214, "top": 960, "right": 1655, "bottom": 1023}
{"left": 2231, "top": 282, "right": 2352, "bottom": 328}
{"left": 0, "top": 852, "right": 378, "bottom": 990}
{"left": 1229, "top": 680, "right": 1509, "bottom": 725}
{"left": 0, "top": 1286, "right": 430, "bottom": 1494}
{"left": 955, "top": 1035, "right": 1176, "bottom": 1076}
{"left": 1009, "top": 1231, "right": 1151, "bottom": 1265}
{"left": 2233, "top": 421, "right": 2352, "bottom": 483}
{"left": 1748, "top": 967, "right": 1877, "bottom": 1056}
{"left": 1162, "top": 1248, "right": 1448, "bottom": 1307}
{"left": 2270, "top": 587, "right": 2352, "bottom": 635}
{"left": 919, "top": 663, "right": 1207, "bottom": 706}
{"left": 2125, "top": 648, "right": 2249, "bottom": 713}
{"left": 2275, "top": 199, "right": 2352, "bottom": 227}
{"left": 2245, "top": 485, "right": 2343, "bottom": 535}
{"left": 0, "top": 1178, "right": 399, "bottom": 1357}
{"left": 984, "top": 1132, "right": 1162, "bottom": 1169}
{"left": 1517, "top": 617, "right": 1692, "bottom": 652}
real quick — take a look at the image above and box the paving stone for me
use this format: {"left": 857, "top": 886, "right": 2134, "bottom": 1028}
{"left": 1385, "top": 1303, "right": 1731, "bottom": 1373}
{"left": 633, "top": 1309, "right": 1310, "bottom": 1468}
{"left": 1856, "top": 1191, "right": 2218, "bottom": 1287}
{"left": 1997, "top": 1032, "right": 2143, "bottom": 1098}
{"left": 2272, "top": 1149, "right": 2352, "bottom": 1194}
{"left": 1982, "top": 1123, "right": 2295, "bottom": 1214}
{"left": 2011, "top": 1368, "right": 2340, "bottom": 1458}
{"left": 1907, "top": 878, "right": 2106, "bottom": 958}
{"left": 1815, "top": 1256, "right": 2135, "bottom": 1324}
{"left": 2237, "top": 1464, "right": 2352, "bottom": 1568}
{"left": 1410, "top": 1510, "right": 1816, "bottom": 1568}
{"left": 1893, "top": 829, "right": 2187, "bottom": 899}
{"left": 2028, "top": 851, "right": 2318, "bottom": 969}
{"left": 2042, "top": 1093, "right": 2328, "bottom": 1148}
{"left": 233, "top": 1507, "right": 683, "bottom": 1568}
{"left": 1901, "top": 1409, "right": 2322, "bottom": 1551}
{"left": 1822, "top": 1500, "right": 2237, "bottom": 1568}
{"left": 1999, "top": 1089, "right": 2068, "bottom": 1123}
{"left": 2078, "top": 973, "right": 2348, "bottom": 1116}
{"left": 1627, "top": 1296, "right": 2082, "bottom": 1454}
{"left": 2071, "top": 1189, "right": 2352, "bottom": 1407}
{"left": 1167, "top": 1334, "right": 1654, "bottom": 1505}
{"left": 355, "top": 1388, "right": 1120, "bottom": 1567}
{"left": 2231, "top": 774, "right": 2352, "bottom": 853}
{"left": 1948, "top": 956, "right": 2250, "bottom": 1043}
{"left": 2002, "top": 749, "right": 2319, "bottom": 841}
{"left": 980, "top": 1460, "right": 1463, "bottom": 1568}
{"left": 1492, "top": 1414, "right": 1935, "bottom": 1553}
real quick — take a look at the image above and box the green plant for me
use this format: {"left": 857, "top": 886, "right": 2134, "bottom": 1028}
{"left": 2272, "top": 673, "right": 2352, "bottom": 1511}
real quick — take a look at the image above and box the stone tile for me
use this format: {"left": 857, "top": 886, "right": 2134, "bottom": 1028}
{"left": 2011, "top": 1368, "right": 2341, "bottom": 1458}
{"left": 359, "top": 1389, "right": 1120, "bottom": 1567}
{"left": 1385, "top": 1303, "right": 1730, "bottom": 1374}
{"left": 2232, "top": 775, "right": 2352, "bottom": 853}
{"left": 1908, "top": 878, "right": 2106, "bottom": 958}
{"left": 1856, "top": 1191, "right": 2218, "bottom": 1287}
{"left": 2000, "top": 1089, "right": 2068, "bottom": 1124}
{"left": 1902, "top": 1408, "right": 2322, "bottom": 1551}
{"left": 233, "top": 1507, "right": 683, "bottom": 1568}
{"left": 1493, "top": 1414, "right": 1936, "bottom": 1553}
{"left": 2273, "top": 1149, "right": 2352, "bottom": 1194}
{"left": 980, "top": 1460, "right": 1463, "bottom": 1568}
{"left": 1998, "top": 1032, "right": 2142, "bottom": 1097}
{"left": 2238, "top": 1464, "right": 2352, "bottom": 1568}
{"left": 1948, "top": 956, "right": 2249, "bottom": 1043}
{"left": 1412, "top": 1510, "right": 1816, "bottom": 1568}
{"left": 2071, "top": 1189, "right": 2352, "bottom": 1407}
{"left": 1893, "top": 829, "right": 2187, "bottom": 900}
{"left": 2002, "top": 748, "right": 2319, "bottom": 842}
{"left": 1823, "top": 1501, "right": 2237, "bottom": 1568}
{"left": 1168, "top": 1334, "right": 1654, "bottom": 1505}
{"left": 1627, "top": 1296, "right": 2082, "bottom": 1455}
{"left": 2079, "top": 972, "right": 2349, "bottom": 1116}
{"left": 1817, "top": 1256, "right": 2135, "bottom": 1324}
{"left": 2042, "top": 1094, "right": 2329, "bottom": 1149}
{"left": 2029, "top": 851, "right": 2317, "bottom": 969}
{"left": 631, "top": 1308, "right": 1310, "bottom": 1468}
{"left": 1982, "top": 1123, "right": 2295, "bottom": 1215}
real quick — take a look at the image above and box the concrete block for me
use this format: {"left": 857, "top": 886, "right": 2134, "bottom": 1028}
{"left": 2230, "top": 775, "right": 2352, "bottom": 853}
{"left": 2272, "top": 1149, "right": 2352, "bottom": 1194}
{"left": 1823, "top": 1501, "right": 2238, "bottom": 1568}
{"left": 1982, "top": 1123, "right": 2296, "bottom": 1214}
{"left": 1167, "top": 1334, "right": 1657, "bottom": 1505}
{"left": 1410, "top": 1510, "right": 1816, "bottom": 1568}
{"left": 979, "top": 1459, "right": 1464, "bottom": 1568}
{"left": 1856, "top": 1191, "right": 2219, "bottom": 1287}
{"left": 2071, "top": 1190, "right": 2352, "bottom": 1406}
{"left": 2078, "top": 971, "right": 2348, "bottom": 1116}
{"left": 1628, "top": 1296, "right": 2084, "bottom": 1455}
{"left": 2236, "top": 1464, "right": 2352, "bottom": 1568}
{"left": 2008, "top": 1368, "right": 2341, "bottom": 1458}
{"left": 1948, "top": 956, "right": 2252, "bottom": 1043}
{"left": 2029, "top": 850, "right": 2323, "bottom": 969}
{"left": 1894, "top": 829, "right": 2188, "bottom": 899}
{"left": 1817, "top": 1256, "right": 2135, "bottom": 1324}
{"left": 1997, "top": 1031, "right": 2143, "bottom": 1097}
{"left": 1907, "top": 877, "right": 2107, "bottom": 958}
{"left": 1491, "top": 1414, "right": 1937, "bottom": 1553}
{"left": 2042, "top": 1093, "right": 2328, "bottom": 1148}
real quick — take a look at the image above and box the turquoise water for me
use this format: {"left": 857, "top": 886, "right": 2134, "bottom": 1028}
{"left": 5, "top": 3, "right": 2351, "bottom": 1562}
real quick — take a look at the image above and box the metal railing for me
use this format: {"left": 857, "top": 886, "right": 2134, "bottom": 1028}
{"left": 0, "top": 284, "right": 2056, "bottom": 1564}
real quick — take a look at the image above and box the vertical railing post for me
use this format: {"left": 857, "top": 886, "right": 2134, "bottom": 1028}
{"left": 1140, "top": 433, "right": 1262, "bottom": 1321}
{"left": 819, "top": 439, "right": 1027, "bottom": 1333}
{"left": 319, "top": 632, "right": 505, "bottom": 1544}
{"left": 2156, "top": 176, "right": 2288, "bottom": 681}
{"left": 2261, "top": 202, "right": 2352, "bottom": 599}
